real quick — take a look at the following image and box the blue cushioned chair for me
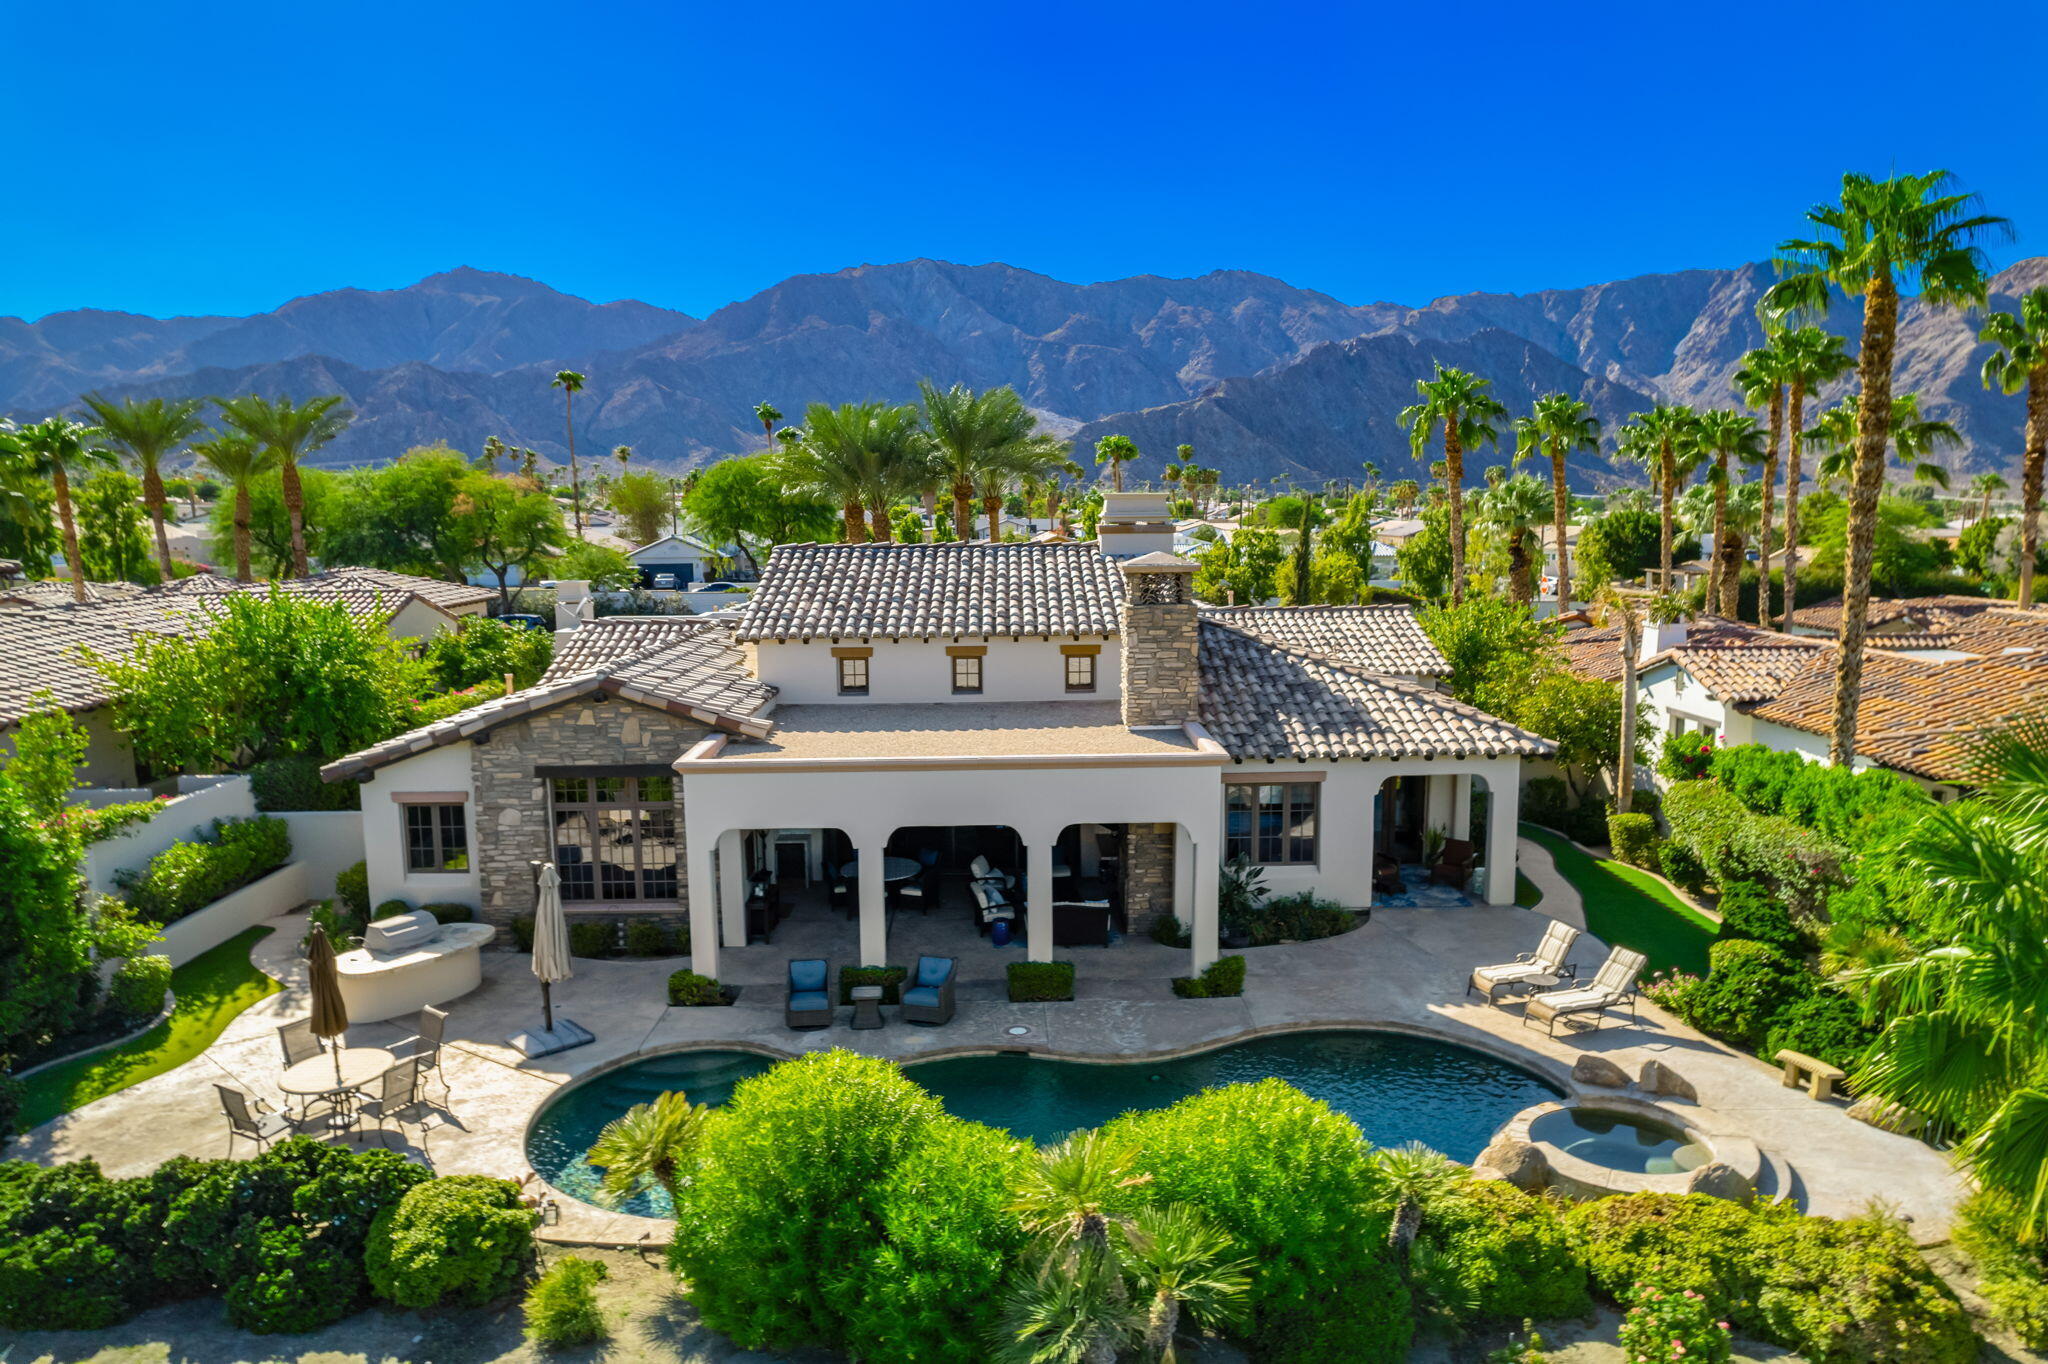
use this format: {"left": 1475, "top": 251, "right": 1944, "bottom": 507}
{"left": 786, "top": 958, "right": 833, "bottom": 1030}
{"left": 901, "top": 955, "right": 956, "bottom": 1026}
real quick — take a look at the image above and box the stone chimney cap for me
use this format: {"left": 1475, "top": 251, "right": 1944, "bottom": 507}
{"left": 1120, "top": 552, "right": 1199, "bottom": 573}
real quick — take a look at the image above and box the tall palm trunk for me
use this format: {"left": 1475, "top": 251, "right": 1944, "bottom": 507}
{"left": 1757, "top": 385, "right": 1783, "bottom": 626}
{"left": 841, "top": 500, "right": 866, "bottom": 544}
{"left": 233, "top": 484, "right": 254, "bottom": 582}
{"left": 2021, "top": 365, "right": 2045, "bottom": 608}
{"left": 1548, "top": 445, "right": 1571, "bottom": 609}
{"left": 1831, "top": 274, "right": 1899, "bottom": 766}
{"left": 142, "top": 463, "right": 174, "bottom": 580}
{"left": 564, "top": 389, "right": 584, "bottom": 537}
{"left": 950, "top": 478, "right": 975, "bottom": 542}
{"left": 1718, "top": 531, "right": 1744, "bottom": 618}
{"left": 1708, "top": 452, "right": 1730, "bottom": 613}
{"left": 1143, "top": 1292, "right": 1180, "bottom": 1364}
{"left": 280, "top": 458, "right": 308, "bottom": 577}
{"left": 867, "top": 504, "right": 893, "bottom": 542}
{"left": 1444, "top": 423, "right": 1466, "bottom": 605}
{"left": 1781, "top": 380, "right": 1810, "bottom": 630}
{"left": 53, "top": 465, "right": 85, "bottom": 601}
{"left": 1658, "top": 439, "right": 1676, "bottom": 586}
{"left": 984, "top": 492, "right": 1002, "bottom": 543}
{"left": 1616, "top": 610, "right": 1640, "bottom": 813}
{"left": 1509, "top": 532, "right": 1533, "bottom": 606}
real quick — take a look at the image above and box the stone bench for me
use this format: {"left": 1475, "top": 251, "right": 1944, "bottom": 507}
{"left": 1774, "top": 1048, "right": 1847, "bottom": 1101}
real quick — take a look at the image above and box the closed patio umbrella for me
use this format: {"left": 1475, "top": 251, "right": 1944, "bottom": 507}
{"left": 305, "top": 921, "right": 349, "bottom": 1087}
{"left": 532, "top": 862, "right": 571, "bottom": 1033}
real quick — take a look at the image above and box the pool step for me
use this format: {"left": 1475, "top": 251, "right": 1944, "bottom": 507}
{"left": 1753, "top": 1147, "right": 1803, "bottom": 1208}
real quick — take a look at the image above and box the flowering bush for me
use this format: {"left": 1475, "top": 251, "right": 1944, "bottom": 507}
{"left": 1618, "top": 1283, "right": 1732, "bottom": 1363}
{"left": 1659, "top": 730, "right": 1717, "bottom": 782}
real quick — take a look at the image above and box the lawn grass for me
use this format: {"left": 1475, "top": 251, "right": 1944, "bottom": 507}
{"left": 18, "top": 926, "right": 280, "bottom": 1129}
{"left": 1514, "top": 870, "right": 1542, "bottom": 908}
{"left": 1520, "top": 824, "right": 1719, "bottom": 977}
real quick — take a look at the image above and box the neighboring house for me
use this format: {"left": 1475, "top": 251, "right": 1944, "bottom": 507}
{"left": 624, "top": 532, "right": 752, "bottom": 587}
{"left": 0, "top": 579, "right": 150, "bottom": 610}
{"left": 0, "top": 567, "right": 496, "bottom": 787}
{"left": 323, "top": 494, "right": 1553, "bottom": 980}
{"left": 1371, "top": 517, "right": 1427, "bottom": 548}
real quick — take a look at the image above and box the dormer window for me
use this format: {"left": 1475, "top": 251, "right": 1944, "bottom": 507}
{"left": 1063, "top": 644, "right": 1100, "bottom": 693}
{"left": 833, "top": 647, "right": 871, "bottom": 695}
{"left": 948, "top": 645, "right": 986, "bottom": 695}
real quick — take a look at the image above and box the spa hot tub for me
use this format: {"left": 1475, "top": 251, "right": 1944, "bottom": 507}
{"left": 1498, "top": 1095, "right": 1760, "bottom": 1199}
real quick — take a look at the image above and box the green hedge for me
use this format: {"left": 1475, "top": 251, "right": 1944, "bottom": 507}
{"left": 623, "top": 919, "right": 672, "bottom": 956}
{"left": 118, "top": 816, "right": 292, "bottom": 927}
{"left": 1006, "top": 960, "right": 1074, "bottom": 1002}
{"left": 666, "top": 970, "right": 729, "bottom": 1006}
{"left": 1711, "top": 743, "right": 1930, "bottom": 848}
{"left": 568, "top": 921, "right": 614, "bottom": 958}
{"left": 107, "top": 954, "right": 172, "bottom": 1022}
{"left": 839, "top": 964, "right": 909, "bottom": 1004}
{"left": 1238, "top": 892, "right": 1357, "bottom": 945}
{"left": 249, "top": 754, "right": 360, "bottom": 812}
{"left": 336, "top": 860, "right": 370, "bottom": 921}
{"left": 1954, "top": 1190, "right": 2048, "bottom": 1350}
{"left": 1172, "top": 954, "right": 1246, "bottom": 998}
{"left": 419, "top": 901, "right": 474, "bottom": 924}
{"left": 1716, "top": 880, "right": 1802, "bottom": 952}
{"left": 1417, "top": 1179, "right": 1590, "bottom": 1323}
{"left": 1662, "top": 779, "right": 1844, "bottom": 912}
{"left": 1607, "top": 812, "right": 1658, "bottom": 868}
{"left": 365, "top": 1174, "right": 536, "bottom": 1310}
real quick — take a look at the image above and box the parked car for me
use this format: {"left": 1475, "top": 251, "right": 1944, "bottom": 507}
{"left": 696, "top": 581, "right": 745, "bottom": 593}
{"left": 652, "top": 573, "right": 678, "bottom": 589}
{"left": 498, "top": 613, "right": 548, "bottom": 631}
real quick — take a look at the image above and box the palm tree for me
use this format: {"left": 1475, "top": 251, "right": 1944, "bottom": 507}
{"left": 1979, "top": 286, "right": 2048, "bottom": 607}
{"left": 212, "top": 393, "right": 351, "bottom": 577}
{"left": 1761, "top": 169, "right": 2008, "bottom": 764}
{"left": 1399, "top": 364, "right": 1506, "bottom": 605}
{"left": 78, "top": 394, "right": 204, "bottom": 581}
{"left": 919, "top": 381, "right": 1064, "bottom": 542}
{"left": 1094, "top": 434, "right": 1138, "bottom": 491}
{"left": 1693, "top": 409, "right": 1766, "bottom": 617}
{"left": 991, "top": 1243, "right": 1139, "bottom": 1364}
{"left": 1807, "top": 395, "right": 1963, "bottom": 493}
{"left": 1619, "top": 405, "right": 1702, "bottom": 589}
{"left": 1733, "top": 339, "right": 1793, "bottom": 626}
{"left": 1596, "top": 587, "right": 1677, "bottom": 813}
{"left": 1119, "top": 1205, "right": 1252, "bottom": 1364}
{"left": 1968, "top": 472, "right": 2010, "bottom": 526}
{"left": 1774, "top": 326, "right": 1856, "bottom": 629}
{"left": 1046, "top": 457, "right": 1085, "bottom": 537}
{"left": 1851, "top": 716, "right": 2048, "bottom": 1238}
{"left": 189, "top": 432, "right": 278, "bottom": 581}
{"left": 1390, "top": 479, "right": 1420, "bottom": 514}
{"left": 1, "top": 418, "right": 114, "bottom": 600}
{"left": 480, "top": 435, "right": 506, "bottom": 473}
{"left": 1367, "top": 1142, "right": 1469, "bottom": 1253}
{"left": 613, "top": 444, "right": 633, "bottom": 471}
{"left": 1010, "top": 1131, "right": 1142, "bottom": 1258}
{"left": 1480, "top": 471, "right": 1551, "bottom": 607}
{"left": 779, "top": 402, "right": 930, "bottom": 543}
{"left": 1513, "top": 394, "right": 1601, "bottom": 610}
{"left": 552, "top": 370, "right": 588, "bottom": 536}
{"left": 584, "top": 1091, "right": 709, "bottom": 1212}
{"left": 754, "top": 400, "right": 782, "bottom": 455}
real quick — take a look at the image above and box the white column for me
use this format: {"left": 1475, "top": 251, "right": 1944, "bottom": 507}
{"left": 1190, "top": 836, "right": 1220, "bottom": 971}
{"left": 1025, "top": 841, "right": 1054, "bottom": 962}
{"left": 1451, "top": 774, "right": 1473, "bottom": 840}
{"left": 717, "top": 830, "right": 747, "bottom": 947}
{"left": 857, "top": 843, "right": 889, "bottom": 966}
{"left": 1486, "top": 764, "right": 1519, "bottom": 906}
{"left": 1171, "top": 825, "right": 1195, "bottom": 925}
{"left": 686, "top": 833, "right": 720, "bottom": 980}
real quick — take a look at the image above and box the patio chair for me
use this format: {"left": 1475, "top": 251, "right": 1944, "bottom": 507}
{"left": 356, "top": 1058, "right": 426, "bottom": 1148}
{"left": 277, "top": 1017, "right": 324, "bottom": 1068}
{"left": 973, "top": 880, "right": 1016, "bottom": 935}
{"left": 1053, "top": 901, "right": 1112, "bottom": 948}
{"left": 969, "top": 854, "right": 1015, "bottom": 891}
{"left": 1372, "top": 853, "right": 1404, "bottom": 897}
{"left": 1431, "top": 839, "right": 1478, "bottom": 889}
{"left": 216, "top": 1084, "right": 290, "bottom": 1155}
{"left": 393, "top": 1005, "right": 449, "bottom": 1105}
{"left": 786, "top": 959, "right": 834, "bottom": 1030}
{"left": 1466, "top": 921, "right": 1581, "bottom": 1003}
{"left": 894, "top": 865, "right": 934, "bottom": 914}
{"left": 1523, "top": 947, "right": 1648, "bottom": 1036}
{"left": 829, "top": 874, "right": 855, "bottom": 919}
{"left": 901, "top": 956, "right": 956, "bottom": 1026}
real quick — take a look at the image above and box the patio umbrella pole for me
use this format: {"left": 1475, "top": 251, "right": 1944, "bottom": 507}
{"left": 542, "top": 980, "right": 554, "bottom": 1034}
{"left": 511, "top": 861, "right": 592, "bottom": 1057}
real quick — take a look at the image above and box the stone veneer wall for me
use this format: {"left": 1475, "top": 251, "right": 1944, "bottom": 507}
{"left": 1121, "top": 822, "right": 1176, "bottom": 932}
{"left": 1118, "top": 573, "right": 1199, "bottom": 726}
{"left": 470, "top": 697, "right": 711, "bottom": 930}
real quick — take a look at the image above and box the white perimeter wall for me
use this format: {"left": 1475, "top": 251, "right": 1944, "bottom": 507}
{"left": 358, "top": 743, "right": 482, "bottom": 912}
{"left": 754, "top": 638, "right": 1123, "bottom": 705}
{"left": 82, "top": 775, "right": 259, "bottom": 897}
{"left": 154, "top": 862, "right": 310, "bottom": 967}
{"left": 281, "top": 810, "right": 367, "bottom": 901}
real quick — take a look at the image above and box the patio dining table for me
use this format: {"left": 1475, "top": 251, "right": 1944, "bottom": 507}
{"left": 279, "top": 1046, "right": 395, "bottom": 1132}
{"left": 838, "top": 856, "right": 922, "bottom": 883}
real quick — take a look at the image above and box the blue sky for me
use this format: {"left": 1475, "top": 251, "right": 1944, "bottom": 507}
{"left": 7, "top": 0, "right": 2045, "bottom": 322}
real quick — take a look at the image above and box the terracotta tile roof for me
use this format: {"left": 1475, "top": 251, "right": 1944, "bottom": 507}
{"left": 0, "top": 580, "right": 149, "bottom": 610}
{"left": 735, "top": 542, "right": 1124, "bottom": 642}
{"left": 1197, "top": 604, "right": 1449, "bottom": 676}
{"left": 1554, "top": 616, "right": 1821, "bottom": 697}
{"left": 545, "top": 617, "right": 716, "bottom": 678}
{"left": 1788, "top": 594, "right": 2007, "bottom": 637}
{"left": 1666, "top": 644, "right": 1827, "bottom": 703}
{"left": 1744, "top": 648, "right": 2048, "bottom": 783}
{"left": 1198, "top": 622, "right": 1554, "bottom": 763}
{"left": 268, "top": 567, "right": 497, "bottom": 614}
{"left": 322, "top": 627, "right": 776, "bottom": 781}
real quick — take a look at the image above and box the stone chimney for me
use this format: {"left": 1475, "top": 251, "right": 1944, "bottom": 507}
{"left": 1640, "top": 614, "right": 1688, "bottom": 664}
{"left": 1097, "top": 491, "right": 1178, "bottom": 558}
{"left": 1119, "top": 553, "right": 1201, "bottom": 727}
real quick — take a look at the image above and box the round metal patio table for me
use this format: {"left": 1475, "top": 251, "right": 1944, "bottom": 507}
{"left": 279, "top": 1046, "right": 395, "bottom": 1132}
{"left": 838, "top": 856, "right": 921, "bottom": 883}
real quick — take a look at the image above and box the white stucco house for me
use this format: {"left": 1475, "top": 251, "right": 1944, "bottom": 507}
{"left": 323, "top": 495, "right": 1554, "bottom": 981}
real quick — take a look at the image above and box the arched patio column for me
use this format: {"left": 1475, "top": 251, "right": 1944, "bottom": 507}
{"left": 856, "top": 842, "right": 889, "bottom": 966}
{"left": 1024, "top": 841, "right": 1055, "bottom": 962}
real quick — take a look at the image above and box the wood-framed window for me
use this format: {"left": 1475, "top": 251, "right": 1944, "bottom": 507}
{"left": 948, "top": 645, "right": 986, "bottom": 695}
{"left": 548, "top": 774, "right": 679, "bottom": 902}
{"left": 404, "top": 804, "right": 468, "bottom": 872}
{"left": 1062, "top": 644, "right": 1099, "bottom": 693}
{"left": 1224, "top": 781, "right": 1319, "bottom": 865}
{"left": 833, "top": 646, "right": 872, "bottom": 696}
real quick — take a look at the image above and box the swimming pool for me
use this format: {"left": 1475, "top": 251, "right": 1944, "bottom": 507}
{"left": 526, "top": 1030, "right": 1562, "bottom": 1217}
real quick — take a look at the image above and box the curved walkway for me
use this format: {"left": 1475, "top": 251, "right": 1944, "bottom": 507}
{"left": 18, "top": 901, "right": 1966, "bottom": 1248}
{"left": 1515, "top": 834, "right": 1584, "bottom": 930}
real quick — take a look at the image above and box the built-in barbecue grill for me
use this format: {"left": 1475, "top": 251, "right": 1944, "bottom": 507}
{"left": 362, "top": 909, "right": 442, "bottom": 956}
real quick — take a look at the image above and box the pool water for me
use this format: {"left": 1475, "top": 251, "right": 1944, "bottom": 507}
{"left": 526, "top": 1031, "right": 1560, "bottom": 1217}
{"left": 1529, "top": 1106, "right": 1710, "bottom": 1175}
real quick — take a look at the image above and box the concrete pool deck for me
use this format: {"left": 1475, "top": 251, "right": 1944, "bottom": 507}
{"left": 17, "top": 892, "right": 1966, "bottom": 1249}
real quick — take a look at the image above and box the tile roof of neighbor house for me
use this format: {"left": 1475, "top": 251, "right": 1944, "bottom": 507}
{"left": 1198, "top": 605, "right": 1450, "bottom": 676}
{"left": 1788, "top": 594, "right": 2010, "bottom": 637}
{"left": 321, "top": 627, "right": 777, "bottom": 781}
{"left": 544, "top": 617, "right": 716, "bottom": 677}
{"left": 1553, "top": 616, "right": 1817, "bottom": 689}
{"left": 735, "top": 542, "right": 1125, "bottom": 642}
{"left": 1198, "top": 622, "right": 1555, "bottom": 763}
{"left": 0, "top": 580, "right": 150, "bottom": 611}
{"left": 1745, "top": 648, "right": 2048, "bottom": 782}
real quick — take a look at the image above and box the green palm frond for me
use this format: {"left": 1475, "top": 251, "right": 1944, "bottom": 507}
{"left": 989, "top": 1244, "right": 1141, "bottom": 1364}
{"left": 1958, "top": 1087, "right": 2048, "bottom": 1240}
{"left": 585, "top": 1090, "right": 710, "bottom": 1209}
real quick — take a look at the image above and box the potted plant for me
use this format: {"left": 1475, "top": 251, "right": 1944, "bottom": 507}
{"left": 1218, "top": 854, "right": 1267, "bottom": 949}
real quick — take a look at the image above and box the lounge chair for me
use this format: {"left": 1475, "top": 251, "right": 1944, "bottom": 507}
{"left": 1431, "top": 838, "right": 1478, "bottom": 888}
{"left": 973, "top": 880, "right": 1016, "bottom": 935}
{"left": 357, "top": 1058, "right": 425, "bottom": 1148}
{"left": 969, "top": 854, "right": 1015, "bottom": 891}
{"left": 901, "top": 956, "right": 956, "bottom": 1025}
{"left": 786, "top": 958, "right": 834, "bottom": 1030}
{"left": 393, "top": 1005, "right": 449, "bottom": 1105}
{"left": 216, "top": 1084, "right": 291, "bottom": 1155}
{"left": 1467, "top": 921, "right": 1581, "bottom": 1003}
{"left": 1523, "top": 947, "right": 1648, "bottom": 1035}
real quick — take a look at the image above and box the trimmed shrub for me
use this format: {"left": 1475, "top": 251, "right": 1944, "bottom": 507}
{"left": 1104, "top": 1080, "right": 1413, "bottom": 1364}
{"left": 1748, "top": 1208, "right": 1975, "bottom": 1363}
{"left": 250, "top": 754, "right": 360, "bottom": 812}
{"left": 1716, "top": 880, "right": 1802, "bottom": 952}
{"left": 107, "top": 953, "right": 172, "bottom": 1022}
{"left": 513, "top": 914, "right": 536, "bottom": 951}
{"left": 524, "top": 1255, "right": 609, "bottom": 1347}
{"left": 1619, "top": 1283, "right": 1731, "bottom": 1364}
{"left": 0, "top": 1159, "right": 156, "bottom": 1329}
{"left": 1762, "top": 988, "right": 1873, "bottom": 1071}
{"left": 1241, "top": 891, "right": 1356, "bottom": 944}
{"left": 838, "top": 963, "right": 908, "bottom": 1005}
{"left": 1711, "top": 742, "right": 1930, "bottom": 848}
{"left": 1658, "top": 839, "right": 1708, "bottom": 893}
{"left": 335, "top": 860, "right": 370, "bottom": 921}
{"left": 1172, "top": 954, "right": 1247, "bottom": 998}
{"left": 568, "top": 921, "right": 614, "bottom": 958}
{"left": 1006, "top": 960, "right": 1075, "bottom": 1002}
{"left": 366, "top": 1175, "right": 537, "bottom": 1310}
{"left": 419, "top": 901, "right": 474, "bottom": 925}
{"left": 1416, "top": 1179, "right": 1590, "bottom": 1323}
{"left": 1662, "top": 779, "right": 1843, "bottom": 913}
{"left": 1608, "top": 812, "right": 1658, "bottom": 867}
{"left": 222, "top": 1220, "right": 362, "bottom": 1334}
{"left": 1954, "top": 1190, "right": 2048, "bottom": 1350}
{"left": 1684, "top": 939, "right": 1811, "bottom": 1052}
{"left": 1149, "top": 915, "right": 1191, "bottom": 948}
{"left": 374, "top": 897, "right": 412, "bottom": 920}
{"left": 622, "top": 919, "right": 667, "bottom": 956}
{"left": 1566, "top": 1193, "right": 1760, "bottom": 1320}
{"left": 666, "top": 970, "right": 729, "bottom": 1006}
{"left": 118, "top": 816, "right": 293, "bottom": 926}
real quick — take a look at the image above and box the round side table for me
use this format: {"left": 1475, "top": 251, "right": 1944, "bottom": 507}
{"left": 849, "top": 985, "right": 885, "bottom": 1030}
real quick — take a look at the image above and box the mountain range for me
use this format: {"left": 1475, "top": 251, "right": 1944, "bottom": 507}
{"left": 7, "top": 256, "right": 2044, "bottom": 489}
